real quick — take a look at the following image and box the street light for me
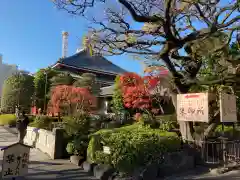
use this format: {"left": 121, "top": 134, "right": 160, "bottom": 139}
{"left": 43, "top": 71, "right": 48, "bottom": 115}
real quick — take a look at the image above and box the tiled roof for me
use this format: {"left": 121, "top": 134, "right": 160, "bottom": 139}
{"left": 58, "top": 50, "right": 127, "bottom": 75}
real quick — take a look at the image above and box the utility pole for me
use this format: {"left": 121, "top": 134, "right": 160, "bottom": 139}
{"left": 43, "top": 71, "right": 48, "bottom": 115}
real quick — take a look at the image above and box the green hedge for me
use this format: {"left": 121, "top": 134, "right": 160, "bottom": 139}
{"left": 214, "top": 125, "right": 240, "bottom": 138}
{"left": 0, "top": 114, "right": 16, "bottom": 126}
{"left": 87, "top": 123, "right": 181, "bottom": 173}
{"left": 63, "top": 112, "right": 91, "bottom": 156}
{"left": 30, "top": 115, "right": 57, "bottom": 130}
{"left": 156, "top": 114, "right": 178, "bottom": 131}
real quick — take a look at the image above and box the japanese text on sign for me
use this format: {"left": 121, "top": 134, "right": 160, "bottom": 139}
{"left": 177, "top": 93, "right": 209, "bottom": 122}
{"left": 220, "top": 93, "right": 237, "bottom": 122}
{"left": 2, "top": 143, "right": 30, "bottom": 179}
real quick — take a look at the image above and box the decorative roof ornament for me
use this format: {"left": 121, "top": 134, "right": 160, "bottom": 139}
{"left": 82, "top": 31, "right": 100, "bottom": 56}
{"left": 83, "top": 34, "right": 94, "bottom": 56}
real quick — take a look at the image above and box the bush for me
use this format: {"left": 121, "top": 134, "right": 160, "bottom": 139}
{"left": 156, "top": 114, "right": 178, "bottom": 131}
{"left": 30, "top": 115, "right": 55, "bottom": 130}
{"left": 87, "top": 123, "right": 181, "bottom": 174}
{"left": 63, "top": 112, "right": 91, "bottom": 156}
{"left": 63, "top": 112, "right": 90, "bottom": 137}
{"left": 214, "top": 125, "right": 240, "bottom": 139}
{"left": 0, "top": 114, "right": 16, "bottom": 126}
{"left": 66, "top": 142, "right": 75, "bottom": 155}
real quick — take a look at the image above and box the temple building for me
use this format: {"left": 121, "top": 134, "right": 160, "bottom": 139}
{"left": 51, "top": 32, "right": 127, "bottom": 87}
{"left": 51, "top": 48, "right": 127, "bottom": 87}
{"left": 49, "top": 32, "right": 127, "bottom": 114}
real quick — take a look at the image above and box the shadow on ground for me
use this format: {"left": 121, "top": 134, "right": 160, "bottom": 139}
{"left": 164, "top": 168, "right": 240, "bottom": 180}
{"left": 25, "top": 168, "right": 97, "bottom": 180}
{"left": 0, "top": 168, "right": 97, "bottom": 180}
{"left": 29, "top": 161, "right": 62, "bottom": 165}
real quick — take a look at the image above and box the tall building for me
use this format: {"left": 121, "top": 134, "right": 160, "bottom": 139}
{"left": 0, "top": 55, "right": 19, "bottom": 100}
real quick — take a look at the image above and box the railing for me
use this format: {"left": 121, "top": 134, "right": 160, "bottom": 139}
{"left": 186, "top": 138, "right": 240, "bottom": 166}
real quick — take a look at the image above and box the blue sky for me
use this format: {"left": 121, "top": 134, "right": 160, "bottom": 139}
{"left": 0, "top": 0, "right": 142, "bottom": 74}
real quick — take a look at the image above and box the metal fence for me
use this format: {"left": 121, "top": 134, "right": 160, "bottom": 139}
{"left": 188, "top": 139, "right": 240, "bottom": 166}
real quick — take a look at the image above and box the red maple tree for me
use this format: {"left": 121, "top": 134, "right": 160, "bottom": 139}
{"left": 48, "top": 85, "right": 96, "bottom": 116}
{"left": 119, "top": 68, "right": 169, "bottom": 115}
{"left": 119, "top": 73, "right": 155, "bottom": 113}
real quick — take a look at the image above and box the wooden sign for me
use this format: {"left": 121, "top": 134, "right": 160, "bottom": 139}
{"left": 1, "top": 143, "right": 31, "bottom": 179}
{"left": 177, "top": 93, "right": 209, "bottom": 122}
{"left": 219, "top": 93, "right": 237, "bottom": 122}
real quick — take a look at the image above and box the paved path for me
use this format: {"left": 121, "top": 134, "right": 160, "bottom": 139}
{"left": 164, "top": 168, "right": 240, "bottom": 180}
{"left": 0, "top": 126, "right": 97, "bottom": 180}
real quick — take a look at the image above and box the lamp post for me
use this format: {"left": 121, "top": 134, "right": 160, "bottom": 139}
{"left": 43, "top": 71, "right": 48, "bottom": 115}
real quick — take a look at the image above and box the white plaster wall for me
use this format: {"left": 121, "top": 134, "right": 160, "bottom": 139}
{"left": 24, "top": 126, "right": 56, "bottom": 159}
{"left": 0, "top": 55, "right": 18, "bottom": 99}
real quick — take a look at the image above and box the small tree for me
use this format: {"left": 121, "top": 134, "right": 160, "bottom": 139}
{"left": 74, "top": 73, "right": 100, "bottom": 95}
{"left": 119, "top": 72, "right": 160, "bottom": 116}
{"left": 48, "top": 85, "right": 96, "bottom": 116}
{"left": 1, "top": 73, "right": 34, "bottom": 113}
{"left": 144, "top": 66, "right": 173, "bottom": 114}
{"left": 34, "top": 68, "right": 58, "bottom": 110}
{"left": 112, "top": 75, "right": 125, "bottom": 112}
{"left": 50, "top": 72, "right": 74, "bottom": 87}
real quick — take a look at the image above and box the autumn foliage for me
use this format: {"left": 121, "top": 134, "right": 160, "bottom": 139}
{"left": 119, "top": 66, "right": 170, "bottom": 115}
{"left": 48, "top": 85, "right": 96, "bottom": 115}
{"left": 119, "top": 72, "right": 158, "bottom": 113}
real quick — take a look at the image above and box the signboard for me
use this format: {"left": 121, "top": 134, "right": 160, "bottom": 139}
{"left": 103, "top": 146, "right": 111, "bottom": 154}
{"left": 219, "top": 93, "right": 237, "bottom": 122}
{"left": 1, "top": 143, "right": 31, "bottom": 179}
{"left": 177, "top": 93, "right": 209, "bottom": 122}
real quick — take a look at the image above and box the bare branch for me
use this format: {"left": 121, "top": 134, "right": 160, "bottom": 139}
{"left": 118, "top": 0, "right": 164, "bottom": 23}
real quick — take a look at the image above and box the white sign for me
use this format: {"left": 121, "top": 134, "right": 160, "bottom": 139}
{"left": 103, "top": 146, "right": 111, "bottom": 154}
{"left": 177, "top": 93, "right": 209, "bottom": 122}
{"left": 1, "top": 143, "right": 31, "bottom": 179}
{"left": 220, "top": 93, "right": 237, "bottom": 122}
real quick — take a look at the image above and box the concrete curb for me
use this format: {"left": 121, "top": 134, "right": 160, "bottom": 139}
{"left": 210, "top": 164, "right": 240, "bottom": 175}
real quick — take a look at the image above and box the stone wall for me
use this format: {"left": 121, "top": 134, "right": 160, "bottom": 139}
{"left": 24, "top": 126, "right": 64, "bottom": 159}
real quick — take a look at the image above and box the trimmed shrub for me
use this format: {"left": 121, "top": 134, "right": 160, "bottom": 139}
{"left": 214, "top": 125, "right": 240, "bottom": 139}
{"left": 66, "top": 142, "right": 75, "bottom": 155}
{"left": 30, "top": 115, "right": 56, "bottom": 130}
{"left": 156, "top": 114, "right": 178, "bottom": 131}
{"left": 63, "top": 112, "right": 91, "bottom": 156}
{"left": 0, "top": 114, "right": 16, "bottom": 126}
{"left": 87, "top": 123, "right": 181, "bottom": 174}
{"left": 63, "top": 112, "right": 90, "bottom": 137}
